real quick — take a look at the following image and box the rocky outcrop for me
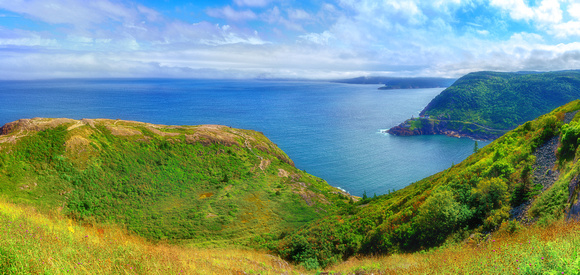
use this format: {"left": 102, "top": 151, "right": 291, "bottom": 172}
{"left": 386, "top": 118, "right": 506, "bottom": 140}
{"left": 567, "top": 176, "right": 580, "bottom": 220}
{"left": 0, "top": 118, "right": 76, "bottom": 135}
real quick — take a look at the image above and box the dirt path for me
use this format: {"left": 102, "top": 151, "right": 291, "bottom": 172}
{"left": 510, "top": 111, "right": 578, "bottom": 221}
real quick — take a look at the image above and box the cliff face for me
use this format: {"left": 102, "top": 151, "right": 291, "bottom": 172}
{"left": 387, "top": 118, "right": 506, "bottom": 140}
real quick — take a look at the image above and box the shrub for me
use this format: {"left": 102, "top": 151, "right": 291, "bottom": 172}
{"left": 471, "top": 177, "right": 509, "bottom": 220}
{"left": 482, "top": 206, "right": 510, "bottom": 231}
{"left": 558, "top": 123, "right": 580, "bottom": 160}
{"left": 414, "top": 189, "right": 461, "bottom": 246}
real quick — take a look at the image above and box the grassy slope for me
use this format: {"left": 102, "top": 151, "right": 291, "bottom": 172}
{"left": 278, "top": 100, "right": 580, "bottom": 269}
{"left": 329, "top": 220, "right": 580, "bottom": 274}
{"left": 420, "top": 70, "right": 580, "bottom": 131}
{"left": 2, "top": 193, "right": 579, "bottom": 274}
{"left": 3, "top": 103, "right": 580, "bottom": 273}
{"left": 0, "top": 198, "right": 307, "bottom": 274}
{"left": 0, "top": 118, "right": 353, "bottom": 247}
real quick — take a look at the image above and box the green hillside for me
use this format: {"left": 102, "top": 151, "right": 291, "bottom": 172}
{"left": 389, "top": 70, "right": 580, "bottom": 139}
{"left": 0, "top": 118, "right": 353, "bottom": 246}
{"left": 4, "top": 98, "right": 580, "bottom": 273}
{"left": 278, "top": 100, "right": 580, "bottom": 269}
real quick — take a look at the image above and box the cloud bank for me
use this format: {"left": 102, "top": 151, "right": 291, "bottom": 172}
{"left": 0, "top": 0, "right": 580, "bottom": 79}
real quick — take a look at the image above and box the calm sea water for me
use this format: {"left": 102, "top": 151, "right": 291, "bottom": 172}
{"left": 0, "top": 79, "right": 489, "bottom": 196}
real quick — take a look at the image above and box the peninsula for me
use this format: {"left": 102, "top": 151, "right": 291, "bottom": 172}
{"left": 388, "top": 70, "right": 580, "bottom": 139}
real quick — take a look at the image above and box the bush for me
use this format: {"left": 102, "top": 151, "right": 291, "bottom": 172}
{"left": 472, "top": 177, "right": 509, "bottom": 219}
{"left": 500, "top": 219, "right": 521, "bottom": 234}
{"left": 279, "top": 216, "right": 363, "bottom": 268}
{"left": 558, "top": 123, "right": 580, "bottom": 160}
{"left": 485, "top": 160, "right": 515, "bottom": 179}
{"left": 482, "top": 206, "right": 510, "bottom": 231}
{"left": 301, "top": 257, "right": 320, "bottom": 270}
{"left": 414, "top": 189, "right": 461, "bottom": 246}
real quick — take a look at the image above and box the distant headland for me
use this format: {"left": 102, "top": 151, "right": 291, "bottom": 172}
{"left": 333, "top": 76, "right": 457, "bottom": 89}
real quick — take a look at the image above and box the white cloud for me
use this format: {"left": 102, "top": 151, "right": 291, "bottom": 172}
{"left": 490, "top": 0, "right": 564, "bottom": 26}
{"left": 288, "top": 9, "right": 311, "bottom": 21}
{"left": 489, "top": 0, "right": 580, "bottom": 38}
{"left": 477, "top": 29, "right": 490, "bottom": 35}
{"left": 569, "top": 3, "right": 580, "bottom": 19}
{"left": 206, "top": 6, "right": 257, "bottom": 21}
{"left": 0, "top": 36, "right": 57, "bottom": 47}
{"left": 3, "top": 0, "right": 580, "bottom": 80}
{"left": 0, "top": 29, "right": 58, "bottom": 47}
{"left": 535, "top": 0, "right": 562, "bottom": 24}
{"left": 158, "top": 21, "right": 266, "bottom": 46}
{"left": 0, "top": 1, "right": 269, "bottom": 48}
{"left": 338, "top": 0, "right": 427, "bottom": 27}
{"left": 549, "top": 20, "right": 580, "bottom": 38}
{"left": 490, "top": 0, "right": 535, "bottom": 21}
{"left": 260, "top": 6, "right": 305, "bottom": 31}
{"left": 137, "top": 5, "right": 161, "bottom": 22}
{"left": 233, "top": 0, "right": 271, "bottom": 8}
{"left": 0, "top": 0, "right": 138, "bottom": 27}
{"left": 299, "top": 31, "right": 334, "bottom": 45}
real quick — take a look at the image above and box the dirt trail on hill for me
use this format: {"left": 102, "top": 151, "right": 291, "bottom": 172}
{"left": 533, "top": 136, "right": 560, "bottom": 192}
{"left": 511, "top": 111, "right": 578, "bottom": 222}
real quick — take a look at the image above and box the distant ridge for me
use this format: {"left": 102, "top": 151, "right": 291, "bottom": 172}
{"left": 333, "top": 76, "right": 456, "bottom": 89}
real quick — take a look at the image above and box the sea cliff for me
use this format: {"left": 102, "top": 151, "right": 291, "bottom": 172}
{"left": 386, "top": 117, "right": 506, "bottom": 140}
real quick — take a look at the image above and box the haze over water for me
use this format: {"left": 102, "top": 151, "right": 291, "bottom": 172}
{"left": 0, "top": 79, "right": 489, "bottom": 196}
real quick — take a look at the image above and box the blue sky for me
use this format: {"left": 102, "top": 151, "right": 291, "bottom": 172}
{"left": 1, "top": 0, "right": 580, "bottom": 79}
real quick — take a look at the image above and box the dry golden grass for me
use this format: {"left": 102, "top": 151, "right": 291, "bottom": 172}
{"left": 3, "top": 194, "right": 579, "bottom": 275}
{"left": 327, "top": 220, "right": 580, "bottom": 274}
{"left": 0, "top": 199, "right": 307, "bottom": 274}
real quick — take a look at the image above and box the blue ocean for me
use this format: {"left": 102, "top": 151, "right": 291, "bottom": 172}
{"left": 0, "top": 79, "right": 489, "bottom": 196}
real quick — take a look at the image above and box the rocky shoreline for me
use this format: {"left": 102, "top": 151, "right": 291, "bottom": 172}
{"left": 386, "top": 118, "right": 507, "bottom": 140}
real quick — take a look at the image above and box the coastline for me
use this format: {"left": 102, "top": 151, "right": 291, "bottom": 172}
{"left": 386, "top": 117, "right": 507, "bottom": 140}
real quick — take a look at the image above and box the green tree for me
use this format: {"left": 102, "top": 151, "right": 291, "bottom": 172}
{"left": 473, "top": 141, "right": 479, "bottom": 153}
{"left": 415, "top": 189, "right": 461, "bottom": 246}
{"left": 471, "top": 177, "right": 509, "bottom": 228}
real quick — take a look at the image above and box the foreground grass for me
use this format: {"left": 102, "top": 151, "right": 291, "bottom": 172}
{"left": 0, "top": 199, "right": 305, "bottom": 274}
{"left": 328, "top": 220, "right": 580, "bottom": 274}
{"left": 2, "top": 194, "right": 579, "bottom": 275}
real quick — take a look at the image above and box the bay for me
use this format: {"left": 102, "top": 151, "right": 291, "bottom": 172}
{"left": 0, "top": 79, "right": 489, "bottom": 196}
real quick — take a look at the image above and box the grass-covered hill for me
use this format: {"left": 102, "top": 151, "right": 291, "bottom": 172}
{"left": 0, "top": 118, "right": 353, "bottom": 247}
{"left": 3, "top": 102, "right": 580, "bottom": 273}
{"left": 388, "top": 70, "right": 580, "bottom": 139}
{"left": 277, "top": 99, "right": 580, "bottom": 270}
{"left": 2, "top": 193, "right": 578, "bottom": 274}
